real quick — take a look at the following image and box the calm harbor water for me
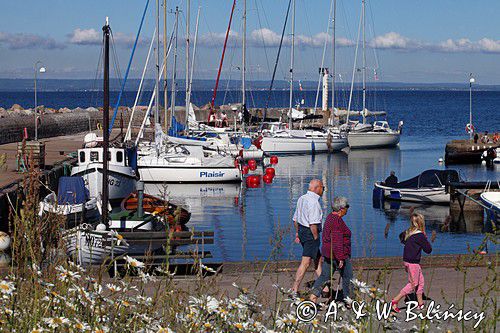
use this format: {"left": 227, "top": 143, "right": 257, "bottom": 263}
{"left": 144, "top": 134, "right": 497, "bottom": 262}
{"left": 1, "top": 89, "right": 498, "bottom": 262}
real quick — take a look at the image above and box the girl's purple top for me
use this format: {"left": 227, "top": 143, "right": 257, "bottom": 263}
{"left": 399, "top": 231, "right": 432, "bottom": 264}
{"left": 321, "top": 213, "right": 351, "bottom": 260}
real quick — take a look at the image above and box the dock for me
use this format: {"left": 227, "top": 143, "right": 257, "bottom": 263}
{"left": 445, "top": 137, "right": 499, "bottom": 165}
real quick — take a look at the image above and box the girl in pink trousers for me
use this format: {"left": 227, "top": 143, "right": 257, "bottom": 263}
{"left": 391, "top": 213, "right": 432, "bottom": 313}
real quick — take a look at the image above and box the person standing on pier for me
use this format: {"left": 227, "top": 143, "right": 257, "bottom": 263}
{"left": 391, "top": 213, "right": 432, "bottom": 313}
{"left": 291, "top": 179, "right": 325, "bottom": 295}
{"left": 310, "top": 197, "right": 353, "bottom": 306}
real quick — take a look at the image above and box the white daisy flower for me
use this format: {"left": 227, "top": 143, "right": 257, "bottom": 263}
{"left": 0, "top": 280, "right": 15, "bottom": 295}
{"left": 125, "top": 256, "right": 145, "bottom": 269}
{"left": 43, "top": 317, "right": 70, "bottom": 329}
{"left": 106, "top": 283, "right": 122, "bottom": 293}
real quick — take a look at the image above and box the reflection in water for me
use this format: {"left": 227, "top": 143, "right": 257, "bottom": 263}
{"left": 143, "top": 142, "right": 494, "bottom": 262}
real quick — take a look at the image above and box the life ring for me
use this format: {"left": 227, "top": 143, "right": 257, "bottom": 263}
{"left": 465, "top": 123, "right": 474, "bottom": 133}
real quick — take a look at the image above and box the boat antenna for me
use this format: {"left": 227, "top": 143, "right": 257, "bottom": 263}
{"left": 241, "top": 0, "right": 246, "bottom": 132}
{"left": 361, "top": 0, "right": 367, "bottom": 124}
{"left": 331, "top": 0, "right": 336, "bottom": 124}
{"left": 102, "top": 18, "right": 110, "bottom": 226}
{"left": 261, "top": 0, "right": 293, "bottom": 129}
{"left": 207, "top": 0, "right": 237, "bottom": 122}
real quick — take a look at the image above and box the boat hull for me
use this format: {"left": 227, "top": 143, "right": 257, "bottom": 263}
{"left": 374, "top": 183, "right": 449, "bottom": 204}
{"left": 138, "top": 166, "right": 241, "bottom": 183}
{"left": 261, "top": 137, "right": 334, "bottom": 155}
{"left": 348, "top": 132, "right": 400, "bottom": 149}
{"left": 64, "top": 228, "right": 129, "bottom": 266}
{"left": 71, "top": 164, "right": 136, "bottom": 201}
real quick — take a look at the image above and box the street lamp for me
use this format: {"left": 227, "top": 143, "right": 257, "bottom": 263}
{"left": 34, "top": 61, "right": 46, "bottom": 141}
{"left": 468, "top": 73, "right": 475, "bottom": 140}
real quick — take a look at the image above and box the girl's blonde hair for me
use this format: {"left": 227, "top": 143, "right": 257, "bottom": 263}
{"left": 405, "top": 213, "right": 426, "bottom": 240}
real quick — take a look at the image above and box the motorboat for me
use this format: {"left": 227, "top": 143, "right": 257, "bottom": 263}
{"left": 137, "top": 144, "right": 241, "bottom": 183}
{"left": 347, "top": 121, "right": 402, "bottom": 149}
{"left": 71, "top": 134, "right": 137, "bottom": 201}
{"left": 39, "top": 177, "right": 100, "bottom": 228}
{"left": 374, "top": 169, "right": 460, "bottom": 204}
{"left": 480, "top": 191, "right": 500, "bottom": 219}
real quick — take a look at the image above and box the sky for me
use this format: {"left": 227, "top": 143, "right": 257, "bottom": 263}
{"left": 0, "top": 0, "right": 499, "bottom": 84}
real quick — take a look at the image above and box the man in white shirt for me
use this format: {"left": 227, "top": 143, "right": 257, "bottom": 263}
{"left": 292, "top": 179, "right": 325, "bottom": 293}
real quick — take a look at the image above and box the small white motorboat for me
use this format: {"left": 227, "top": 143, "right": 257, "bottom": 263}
{"left": 39, "top": 177, "right": 100, "bottom": 227}
{"left": 374, "top": 169, "right": 460, "bottom": 204}
{"left": 64, "top": 224, "right": 129, "bottom": 266}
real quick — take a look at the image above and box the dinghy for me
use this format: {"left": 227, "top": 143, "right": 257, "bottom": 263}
{"left": 39, "top": 177, "right": 100, "bottom": 228}
{"left": 374, "top": 169, "right": 460, "bottom": 204}
{"left": 121, "top": 191, "right": 191, "bottom": 225}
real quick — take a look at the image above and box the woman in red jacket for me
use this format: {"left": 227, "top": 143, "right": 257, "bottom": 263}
{"left": 310, "top": 196, "right": 352, "bottom": 304}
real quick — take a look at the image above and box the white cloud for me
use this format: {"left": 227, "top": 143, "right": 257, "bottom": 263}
{"left": 370, "top": 32, "right": 500, "bottom": 54}
{"left": 0, "top": 32, "right": 65, "bottom": 50}
{"left": 67, "top": 28, "right": 147, "bottom": 46}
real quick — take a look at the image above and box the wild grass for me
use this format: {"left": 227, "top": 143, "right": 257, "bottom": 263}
{"left": 0, "top": 166, "right": 497, "bottom": 332}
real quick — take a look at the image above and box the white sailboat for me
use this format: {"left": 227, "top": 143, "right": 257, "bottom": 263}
{"left": 260, "top": 0, "right": 346, "bottom": 155}
{"left": 138, "top": 144, "right": 241, "bottom": 183}
{"left": 346, "top": 0, "right": 402, "bottom": 149}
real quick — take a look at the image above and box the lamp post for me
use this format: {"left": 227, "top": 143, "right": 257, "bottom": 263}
{"left": 469, "top": 73, "right": 475, "bottom": 140}
{"left": 34, "top": 61, "right": 46, "bottom": 141}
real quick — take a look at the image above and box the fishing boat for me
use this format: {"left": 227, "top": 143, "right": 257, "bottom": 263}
{"left": 38, "top": 177, "right": 100, "bottom": 228}
{"left": 64, "top": 224, "right": 129, "bottom": 266}
{"left": 137, "top": 144, "right": 241, "bottom": 183}
{"left": 71, "top": 137, "right": 137, "bottom": 202}
{"left": 374, "top": 169, "right": 460, "bottom": 204}
{"left": 121, "top": 191, "right": 191, "bottom": 225}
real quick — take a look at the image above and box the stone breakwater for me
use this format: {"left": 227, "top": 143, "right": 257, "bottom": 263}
{"left": 0, "top": 103, "right": 330, "bottom": 144}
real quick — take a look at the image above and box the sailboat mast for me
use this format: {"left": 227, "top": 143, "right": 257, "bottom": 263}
{"left": 361, "top": 0, "right": 366, "bottom": 124}
{"left": 331, "top": 0, "right": 336, "bottom": 121}
{"left": 163, "top": 0, "right": 168, "bottom": 129}
{"left": 185, "top": 0, "right": 190, "bottom": 131}
{"left": 187, "top": 6, "right": 200, "bottom": 127}
{"left": 288, "top": 0, "right": 296, "bottom": 129}
{"left": 102, "top": 17, "right": 110, "bottom": 226}
{"left": 171, "top": 6, "right": 179, "bottom": 127}
{"left": 155, "top": 0, "right": 160, "bottom": 125}
{"left": 242, "top": 0, "right": 247, "bottom": 132}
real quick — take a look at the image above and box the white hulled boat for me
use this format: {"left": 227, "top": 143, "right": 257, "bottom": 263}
{"left": 348, "top": 121, "right": 402, "bottom": 149}
{"left": 71, "top": 135, "right": 137, "bottom": 201}
{"left": 137, "top": 144, "right": 241, "bottom": 183}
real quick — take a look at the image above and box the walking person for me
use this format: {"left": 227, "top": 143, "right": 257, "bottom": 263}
{"left": 391, "top": 213, "right": 432, "bottom": 312}
{"left": 291, "top": 179, "right": 325, "bottom": 295}
{"left": 309, "top": 197, "right": 353, "bottom": 305}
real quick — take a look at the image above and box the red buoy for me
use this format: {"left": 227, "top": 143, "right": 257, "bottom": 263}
{"left": 265, "top": 167, "right": 275, "bottom": 177}
{"left": 263, "top": 174, "right": 273, "bottom": 184}
{"left": 249, "top": 164, "right": 257, "bottom": 171}
{"left": 246, "top": 175, "right": 261, "bottom": 188}
{"left": 270, "top": 155, "right": 279, "bottom": 165}
{"left": 248, "top": 159, "right": 257, "bottom": 167}
{"left": 242, "top": 165, "right": 249, "bottom": 175}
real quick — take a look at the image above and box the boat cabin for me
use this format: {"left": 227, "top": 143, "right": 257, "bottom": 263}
{"left": 77, "top": 147, "right": 131, "bottom": 168}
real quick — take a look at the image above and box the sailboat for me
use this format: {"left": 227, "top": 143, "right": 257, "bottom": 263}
{"left": 135, "top": 5, "right": 242, "bottom": 183}
{"left": 259, "top": 0, "right": 345, "bottom": 155}
{"left": 346, "top": 0, "right": 402, "bottom": 149}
